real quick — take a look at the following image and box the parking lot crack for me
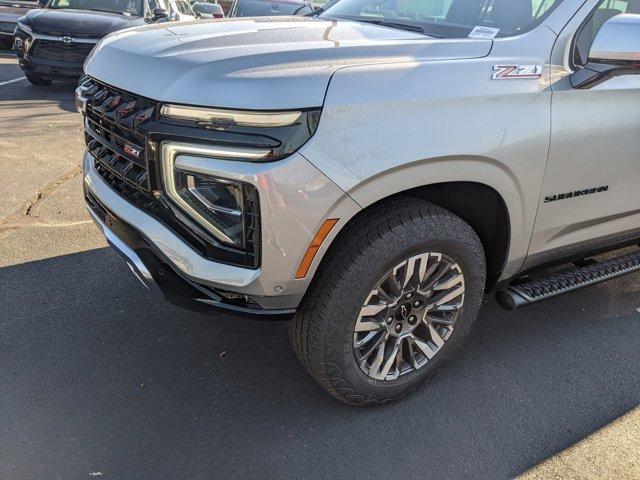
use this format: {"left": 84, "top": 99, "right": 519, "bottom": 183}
{"left": 0, "top": 166, "right": 83, "bottom": 236}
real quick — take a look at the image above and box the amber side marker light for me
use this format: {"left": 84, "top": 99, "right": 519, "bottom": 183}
{"left": 295, "top": 218, "right": 340, "bottom": 279}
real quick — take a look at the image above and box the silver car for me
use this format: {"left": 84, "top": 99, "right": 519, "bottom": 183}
{"left": 78, "top": 0, "right": 640, "bottom": 405}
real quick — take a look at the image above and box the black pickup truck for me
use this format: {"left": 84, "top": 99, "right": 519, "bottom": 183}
{"left": 14, "top": 0, "right": 167, "bottom": 85}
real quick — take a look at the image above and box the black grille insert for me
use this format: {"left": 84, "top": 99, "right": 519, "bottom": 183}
{"left": 31, "top": 39, "right": 95, "bottom": 64}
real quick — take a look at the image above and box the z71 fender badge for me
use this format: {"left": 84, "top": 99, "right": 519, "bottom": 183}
{"left": 492, "top": 65, "right": 543, "bottom": 80}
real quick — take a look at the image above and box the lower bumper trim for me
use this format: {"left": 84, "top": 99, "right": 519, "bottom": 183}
{"left": 86, "top": 191, "right": 294, "bottom": 321}
{"left": 88, "top": 207, "right": 162, "bottom": 297}
{"left": 17, "top": 57, "right": 83, "bottom": 78}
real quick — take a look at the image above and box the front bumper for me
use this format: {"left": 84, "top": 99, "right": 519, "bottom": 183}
{"left": 83, "top": 149, "right": 361, "bottom": 312}
{"left": 17, "top": 54, "right": 84, "bottom": 78}
{"left": 86, "top": 189, "right": 296, "bottom": 320}
{"left": 16, "top": 48, "right": 86, "bottom": 78}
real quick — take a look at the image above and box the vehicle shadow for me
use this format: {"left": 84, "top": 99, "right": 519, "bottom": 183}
{"left": 0, "top": 50, "right": 77, "bottom": 113}
{"left": 1, "top": 247, "right": 639, "bottom": 479}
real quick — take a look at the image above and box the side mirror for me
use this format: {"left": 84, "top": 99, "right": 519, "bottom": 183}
{"left": 589, "top": 13, "right": 640, "bottom": 64}
{"left": 37, "top": 0, "right": 47, "bottom": 7}
{"left": 152, "top": 7, "right": 168, "bottom": 20}
{"left": 572, "top": 13, "right": 640, "bottom": 89}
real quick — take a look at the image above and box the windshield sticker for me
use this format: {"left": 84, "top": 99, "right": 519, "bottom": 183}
{"left": 468, "top": 26, "right": 500, "bottom": 39}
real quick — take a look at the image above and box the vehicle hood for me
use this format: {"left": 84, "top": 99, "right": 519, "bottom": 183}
{"left": 85, "top": 17, "right": 492, "bottom": 110}
{"left": 24, "top": 8, "right": 143, "bottom": 37}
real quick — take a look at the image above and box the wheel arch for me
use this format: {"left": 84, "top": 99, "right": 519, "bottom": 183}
{"left": 311, "top": 180, "right": 517, "bottom": 297}
{"left": 318, "top": 182, "right": 510, "bottom": 291}
{"left": 402, "top": 182, "right": 510, "bottom": 289}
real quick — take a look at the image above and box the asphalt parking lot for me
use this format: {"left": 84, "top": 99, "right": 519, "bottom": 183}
{"left": 1, "top": 49, "right": 639, "bottom": 479}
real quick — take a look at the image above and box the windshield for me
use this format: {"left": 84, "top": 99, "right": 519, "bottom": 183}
{"left": 321, "top": 0, "right": 565, "bottom": 38}
{"left": 47, "top": 0, "right": 144, "bottom": 15}
{"left": 194, "top": 2, "right": 221, "bottom": 12}
{"left": 233, "top": 0, "right": 312, "bottom": 16}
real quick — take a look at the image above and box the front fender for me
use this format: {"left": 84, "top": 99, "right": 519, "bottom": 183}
{"left": 300, "top": 56, "right": 553, "bottom": 279}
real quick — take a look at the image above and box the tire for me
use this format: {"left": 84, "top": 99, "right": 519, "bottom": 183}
{"left": 25, "top": 73, "right": 52, "bottom": 86}
{"left": 288, "top": 198, "right": 486, "bottom": 406}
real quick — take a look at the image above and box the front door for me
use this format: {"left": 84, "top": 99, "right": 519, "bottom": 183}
{"left": 528, "top": 0, "right": 640, "bottom": 268}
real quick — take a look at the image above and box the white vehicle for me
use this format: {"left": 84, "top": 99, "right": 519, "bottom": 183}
{"left": 78, "top": 0, "right": 640, "bottom": 405}
{"left": 153, "top": 0, "right": 196, "bottom": 20}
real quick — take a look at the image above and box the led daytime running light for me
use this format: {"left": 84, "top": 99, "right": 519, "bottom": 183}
{"left": 160, "top": 104, "right": 302, "bottom": 128}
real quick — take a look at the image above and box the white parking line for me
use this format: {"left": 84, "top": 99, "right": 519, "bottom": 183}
{"left": 0, "top": 76, "right": 27, "bottom": 87}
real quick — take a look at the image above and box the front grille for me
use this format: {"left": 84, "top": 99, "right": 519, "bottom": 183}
{"left": 83, "top": 81, "right": 155, "bottom": 200}
{"left": 82, "top": 77, "right": 261, "bottom": 269}
{"left": 31, "top": 39, "right": 95, "bottom": 64}
{"left": 0, "top": 21, "right": 14, "bottom": 33}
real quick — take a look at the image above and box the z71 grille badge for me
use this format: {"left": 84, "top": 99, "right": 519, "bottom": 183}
{"left": 492, "top": 65, "right": 543, "bottom": 80}
{"left": 124, "top": 144, "right": 141, "bottom": 158}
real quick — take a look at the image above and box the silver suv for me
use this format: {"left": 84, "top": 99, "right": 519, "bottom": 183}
{"left": 78, "top": 0, "right": 640, "bottom": 405}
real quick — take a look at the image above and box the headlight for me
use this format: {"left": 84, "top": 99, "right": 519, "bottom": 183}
{"left": 173, "top": 172, "right": 246, "bottom": 246}
{"left": 16, "top": 20, "right": 32, "bottom": 33}
{"left": 161, "top": 142, "right": 260, "bottom": 248}
{"left": 156, "top": 104, "right": 322, "bottom": 248}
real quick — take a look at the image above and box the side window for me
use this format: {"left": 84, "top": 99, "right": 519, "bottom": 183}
{"left": 573, "top": 0, "right": 640, "bottom": 66}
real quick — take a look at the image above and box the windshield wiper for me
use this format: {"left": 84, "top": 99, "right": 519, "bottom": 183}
{"left": 291, "top": 4, "right": 309, "bottom": 15}
{"left": 349, "top": 17, "right": 443, "bottom": 37}
{"left": 86, "top": 8, "right": 131, "bottom": 14}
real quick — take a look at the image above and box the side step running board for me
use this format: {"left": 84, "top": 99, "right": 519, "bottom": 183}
{"left": 496, "top": 250, "right": 640, "bottom": 311}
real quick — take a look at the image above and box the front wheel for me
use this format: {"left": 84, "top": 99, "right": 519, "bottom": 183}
{"left": 289, "top": 198, "right": 486, "bottom": 406}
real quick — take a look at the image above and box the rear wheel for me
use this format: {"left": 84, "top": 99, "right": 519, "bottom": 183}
{"left": 289, "top": 198, "right": 486, "bottom": 406}
{"left": 25, "top": 73, "right": 52, "bottom": 86}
